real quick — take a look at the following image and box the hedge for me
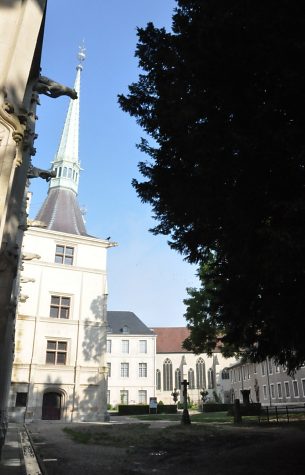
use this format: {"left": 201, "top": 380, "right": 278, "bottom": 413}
{"left": 118, "top": 404, "right": 177, "bottom": 415}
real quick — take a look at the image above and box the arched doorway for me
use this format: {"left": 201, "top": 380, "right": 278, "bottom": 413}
{"left": 42, "top": 391, "right": 62, "bottom": 420}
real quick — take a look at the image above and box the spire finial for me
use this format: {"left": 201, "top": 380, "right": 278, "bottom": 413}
{"left": 77, "top": 42, "right": 86, "bottom": 70}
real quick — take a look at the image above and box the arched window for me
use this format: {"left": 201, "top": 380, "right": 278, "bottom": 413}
{"left": 73, "top": 170, "right": 75, "bottom": 180}
{"left": 188, "top": 368, "right": 195, "bottom": 389}
{"left": 196, "top": 357, "right": 206, "bottom": 389}
{"left": 63, "top": 167, "right": 67, "bottom": 177}
{"left": 174, "top": 368, "right": 181, "bottom": 390}
{"left": 68, "top": 168, "right": 72, "bottom": 178}
{"left": 208, "top": 368, "right": 215, "bottom": 389}
{"left": 58, "top": 167, "right": 62, "bottom": 177}
{"left": 163, "top": 358, "right": 173, "bottom": 391}
{"left": 156, "top": 369, "right": 161, "bottom": 390}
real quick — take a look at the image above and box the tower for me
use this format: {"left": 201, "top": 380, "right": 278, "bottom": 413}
{"left": 9, "top": 48, "right": 116, "bottom": 423}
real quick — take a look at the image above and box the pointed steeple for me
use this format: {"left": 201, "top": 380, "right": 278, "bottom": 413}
{"left": 49, "top": 46, "right": 85, "bottom": 193}
{"left": 36, "top": 47, "right": 88, "bottom": 236}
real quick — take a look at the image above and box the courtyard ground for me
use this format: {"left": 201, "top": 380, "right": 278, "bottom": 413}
{"left": 27, "top": 415, "right": 305, "bottom": 475}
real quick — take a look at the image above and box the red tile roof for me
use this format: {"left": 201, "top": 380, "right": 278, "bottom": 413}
{"left": 152, "top": 327, "right": 191, "bottom": 353}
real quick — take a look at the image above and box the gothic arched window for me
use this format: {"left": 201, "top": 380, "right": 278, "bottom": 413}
{"left": 208, "top": 368, "right": 215, "bottom": 389}
{"left": 188, "top": 368, "right": 195, "bottom": 389}
{"left": 163, "top": 358, "right": 173, "bottom": 391}
{"left": 174, "top": 368, "right": 181, "bottom": 390}
{"left": 156, "top": 369, "right": 161, "bottom": 390}
{"left": 196, "top": 357, "right": 206, "bottom": 389}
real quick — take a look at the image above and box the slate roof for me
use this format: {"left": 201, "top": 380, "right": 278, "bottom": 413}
{"left": 152, "top": 327, "right": 191, "bottom": 353}
{"left": 107, "top": 311, "right": 154, "bottom": 335}
{"left": 36, "top": 188, "right": 88, "bottom": 236}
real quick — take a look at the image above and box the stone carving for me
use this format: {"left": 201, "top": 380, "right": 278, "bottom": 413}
{"left": 22, "top": 253, "right": 41, "bottom": 261}
{"left": 19, "top": 294, "right": 29, "bottom": 303}
{"left": 20, "top": 276, "right": 35, "bottom": 283}
{"left": 27, "top": 219, "right": 47, "bottom": 228}
{"left": 34, "top": 76, "right": 77, "bottom": 99}
{"left": 27, "top": 165, "right": 56, "bottom": 182}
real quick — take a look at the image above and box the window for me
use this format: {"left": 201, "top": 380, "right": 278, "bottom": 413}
{"left": 138, "top": 390, "right": 147, "bottom": 404}
{"left": 253, "top": 363, "right": 257, "bottom": 374}
{"left": 222, "top": 370, "right": 230, "bottom": 380}
{"left": 247, "top": 366, "right": 251, "bottom": 379}
{"left": 284, "top": 381, "right": 290, "bottom": 398}
{"left": 293, "top": 380, "right": 299, "bottom": 397}
{"left": 196, "top": 358, "right": 206, "bottom": 389}
{"left": 156, "top": 369, "right": 161, "bottom": 390}
{"left": 277, "top": 382, "right": 283, "bottom": 399}
{"left": 107, "top": 390, "right": 110, "bottom": 405}
{"left": 120, "top": 390, "right": 128, "bottom": 405}
{"left": 55, "top": 245, "right": 74, "bottom": 265}
{"left": 238, "top": 369, "right": 241, "bottom": 382}
{"left": 139, "top": 363, "right": 147, "bottom": 378}
{"left": 242, "top": 366, "right": 246, "bottom": 381}
{"left": 163, "top": 358, "right": 173, "bottom": 391}
{"left": 106, "top": 340, "right": 112, "bottom": 353}
{"left": 122, "top": 340, "right": 129, "bottom": 353}
{"left": 302, "top": 379, "right": 305, "bottom": 397}
{"left": 107, "top": 362, "right": 111, "bottom": 377}
{"left": 208, "top": 368, "right": 215, "bottom": 389}
{"left": 263, "top": 385, "right": 267, "bottom": 399}
{"left": 50, "top": 295, "right": 71, "bottom": 319}
{"left": 174, "top": 368, "right": 181, "bottom": 390}
{"left": 121, "top": 363, "right": 129, "bottom": 377}
{"left": 46, "top": 340, "right": 67, "bottom": 365}
{"left": 261, "top": 362, "right": 266, "bottom": 376}
{"left": 16, "top": 392, "right": 27, "bottom": 407}
{"left": 275, "top": 365, "right": 281, "bottom": 373}
{"left": 122, "top": 325, "right": 129, "bottom": 334}
{"left": 58, "top": 167, "right": 62, "bottom": 177}
{"left": 270, "top": 384, "right": 275, "bottom": 399}
{"left": 188, "top": 368, "right": 195, "bottom": 389}
{"left": 63, "top": 167, "right": 67, "bottom": 177}
{"left": 267, "top": 359, "right": 273, "bottom": 374}
{"left": 68, "top": 168, "right": 72, "bottom": 178}
{"left": 139, "top": 340, "right": 147, "bottom": 353}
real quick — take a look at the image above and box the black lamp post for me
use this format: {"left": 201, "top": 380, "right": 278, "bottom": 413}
{"left": 181, "top": 379, "right": 191, "bottom": 424}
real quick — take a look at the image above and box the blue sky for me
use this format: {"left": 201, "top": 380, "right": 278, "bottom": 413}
{"left": 30, "top": 0, "right": 199, "bottom": 327}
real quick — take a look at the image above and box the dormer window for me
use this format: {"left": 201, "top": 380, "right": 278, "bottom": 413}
{"left": 55, "top": 245, "right": 74, "bottom": 265}
{"left": 121, "top": 325, "right": 129, "bottom": 334}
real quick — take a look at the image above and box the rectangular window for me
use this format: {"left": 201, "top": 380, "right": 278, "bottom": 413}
{"left": 293, "top": 380, "right": 299, "bottom": 397}
{"left": 261, "top": 362, "right": 266, "bottom": 376}
{"left": 15, "top": 392, "right": 27, "bottom": 407}
{"left": 138, "top": 390, "right": 147, "bottom": 404}
{"left": 106, "top": 340, "right": 112, "bottom": 353}
{"left": 46, "top": 340, "right": 67, "bottom": 365}
{"left": 277, "top": 382, "right": 283, "bottom": 398}
{"left": 275, "top": 365, "right": 281, "bottom": 373}
{"left": 121, "top": 363, "right": 129, "bottom": 377}
{"left": 107, "top": 390, "right": 110, "bottom": 405}
{"left": 268, "top": 359, "right": 273, "bottom": 374}
{"left": 55, "top": 245, "right": 74, "bottom": 265}
{"left": 302, "top": 379, "right": 305, "bottom": 397}
{"left": 139, "top": 340, "right": 147, "bottom": 353}
{"left": 107, "top": 362, "right": 111, "bottom": 378}
{"left": 120, "top": 390, "right": 128, "bottom": 405}
{"left": 247, "top": 366, "right": 250, "bottom": 379}
{"left": 270, "top": 383, "right": 275, "bottom": 398}
{"left": 263, "top": 385, "right": 267, "bottom": 399}
{"left": 284, "top": 381, "right": 290, "bottom": 398}
{"left": 139, "top": 363, "right": 147, "bottom": 377}
{"left": 50, "top": 295, "right": 71, "bottom": 319}
{"left": 122, "top": 340, "right": 129, "bottom": 354}
{"left": 253, "top": 363, "right": 257, "bottom": 374}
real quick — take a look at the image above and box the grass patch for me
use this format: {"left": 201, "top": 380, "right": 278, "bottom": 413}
{"left": 133, "top": 411, "right": 234, "bottom": 424}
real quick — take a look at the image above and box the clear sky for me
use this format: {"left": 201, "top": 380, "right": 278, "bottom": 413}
{"left": 29, "top": 0, "right": 199, "bottom": 328}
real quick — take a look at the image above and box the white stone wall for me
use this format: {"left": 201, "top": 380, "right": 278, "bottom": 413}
{"left": 107, "top": 334, "right": 156, "bottom": 407}
{"left": 9, "top": 227, "right": 109, "bottom": 422}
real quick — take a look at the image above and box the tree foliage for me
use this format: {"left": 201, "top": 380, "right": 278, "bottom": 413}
{"left": 118, "top": 0, "right": 305, "bottom": 372}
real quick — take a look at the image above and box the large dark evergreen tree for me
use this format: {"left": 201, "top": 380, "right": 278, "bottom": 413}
{"left": 119, "top": 0, "right": 305, "bottom": 372}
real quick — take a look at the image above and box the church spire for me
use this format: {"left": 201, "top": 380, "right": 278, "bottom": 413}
{"left": 49, "top": 46, "right": 85, "bottom": 194}
{"left": 36, "top": 47, "right": 88, "bottom": 236}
